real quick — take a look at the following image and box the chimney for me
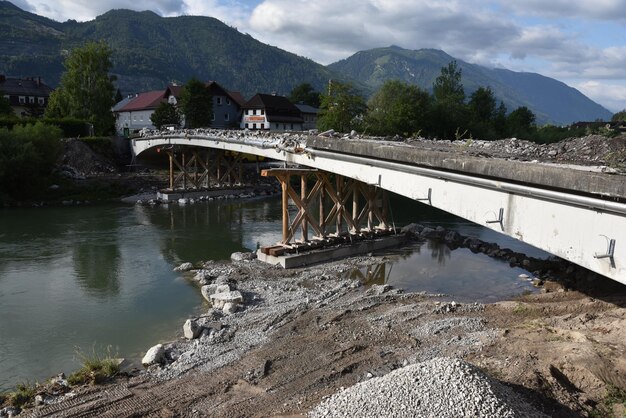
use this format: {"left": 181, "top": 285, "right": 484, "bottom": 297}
{"left": 37, "top": 77, "right": 41, "bottom": 87}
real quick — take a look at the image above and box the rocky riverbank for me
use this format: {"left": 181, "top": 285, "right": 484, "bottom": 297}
{"left": 6, "top": 237, "right": 625, "bottom": 417}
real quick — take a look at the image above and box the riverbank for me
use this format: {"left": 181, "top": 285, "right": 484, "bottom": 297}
{"left": 6, "top": 247, "right": 625, "bottom": 417}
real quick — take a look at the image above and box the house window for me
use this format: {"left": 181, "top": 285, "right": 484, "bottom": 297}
{"left": 275, "top": 123, "right": 279, "bottom": 129}
{"left": 29, "top": 96, "right": 35, "bottom": 104}
{"left": 226, "top": 98, "right": 231, "bottom": 105}
{"left": 38, "top": 97, "right": 44, "bottom": 105}
{"left": 19, "top": 96, "right": 25, "bottom": 104}
{"left": 253, "top": 123, "right": 257, "bottom": 129}
{"left": 261, "top": 109, "right": 265, "bottom": 115}
{"left": 216, "top": 97, "right": 222, "bottom": 105}
{"left": 290, "top": 124, "right": 294, "bottom": 130}
{"left": 224, "top": 113, "right": 229, "bottom": 121}
{"left": 212, "top": 113, "right": 215, "bottom": 121}
{"left": 133, "top": 115, "right": 136, "bottom": 121}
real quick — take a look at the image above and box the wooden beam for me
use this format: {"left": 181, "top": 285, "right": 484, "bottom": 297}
{"left": 261, "top": 168, "right": 319, "bottom": 177}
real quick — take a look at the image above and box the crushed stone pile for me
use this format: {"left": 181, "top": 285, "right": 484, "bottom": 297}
{"left": 57, "top": 138, "right": 117, "bottom": 177}
{"left": 309, "top": 357, "right": 547, "bottom": 418}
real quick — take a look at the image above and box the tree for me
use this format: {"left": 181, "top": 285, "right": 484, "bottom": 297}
{"left": 365, "top": 80, "right": 431, "bottom": 137}
{"left": 45, "top": 41, "right": 116, "bottom": 135}
{"left": 493, "top": 101, "right": 508, "bottom": 138}
{"left": 468, "top": 87, "right": 497, "bottom": 139}
{"left": 431, "top": 61, "right": 467, "bottom": 139}
{"left": 179, "top": 77, "right": 213, "bottom": 128}
{"left": 289, "top": 83, "right": 321, "bottom": 108}
{"left": 115, "top": 88, "right": 123, "bottom": 104}
{"left": 317, "top": 81, "right": 366, "bottom": 133}
{"left": 507, "top": 106, "right": 536, "bottom": 137}
{"left": 0, "top": 91, "right": 12, "bottom": 116}
{"left": 433, "top": 61, "right": 465, "bottom": 106}
{"left": 612, "top": 109, "right": 626, "bottom": 122}
{"left": 150, "top": 102, "right": 181, "bottom": 130}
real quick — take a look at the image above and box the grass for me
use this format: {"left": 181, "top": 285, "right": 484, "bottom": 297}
{"left": 67, "top": 345, "right": 120, "bottom": 386}
{"left": 4, "top": 382, "right": 37, "bottom": 408}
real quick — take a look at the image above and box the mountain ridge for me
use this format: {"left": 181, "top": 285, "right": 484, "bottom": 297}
{"left": 328, "top": 46, "right": 612, "bottom": 125}
{"left": 0, "top": 1, "right": 613, "bottom": 125}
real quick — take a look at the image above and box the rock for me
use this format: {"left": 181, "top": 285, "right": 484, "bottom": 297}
{"left": 444, "top": 230, "right": 462, "bottom": 245}
{"left": 174, "top": 262, "right": 194, "bottom": 272}
{"left": 35, "top": 394, "right": 44, "bottom": 406}
{"left": 518, "top": 273, "right": 530, "bottom": 279}
{"left": 223, "top": 302, "right": 238, "bottom": 314}
{"left": 183, "top": 319, "right": 201, "bottom": 339}
{"left": 1, "top": 407, "right": 20, "bottom": 418}
{"left": 210, "top": 290, "right": 244, "bottom": 309}
{"left": 201, "top": 284, "right": 232, "bottom": 303}
{"left": 49, "top": 184, "right": 60, "bottom": 190}
{"left": 178, "top": 198, "right": 188, "bottom": 205}
{"left": 231, "top": 252, "right": 257, "bottom": 262}
{"left": 193, "top": 270, "right": 212, "bottom": 285}
{"left": 367, "top": 284, "right": 393, "bottom": 295}
{"left": 401, "top": 223, "right": 424, "bottom": 236}
{"left": 142, "top": 344, "right": 165, "bottom": 366}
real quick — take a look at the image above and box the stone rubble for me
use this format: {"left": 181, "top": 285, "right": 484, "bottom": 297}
{"left": 309, "top": 357, "right": 547, "bottom": 418}
{"left": 141, "top": 344, "right": 165, "bottom": 366}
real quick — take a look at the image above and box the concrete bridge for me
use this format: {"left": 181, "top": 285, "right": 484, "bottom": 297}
{"left": 132, "top": 129, "right": 626, "bottom": 285}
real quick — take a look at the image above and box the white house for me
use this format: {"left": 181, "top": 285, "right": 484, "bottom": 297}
{"left": 241, "top": 93, "right": 304, "bottom": 131}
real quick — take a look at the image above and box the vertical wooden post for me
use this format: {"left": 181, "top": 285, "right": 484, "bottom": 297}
{"left": 301, "top": 174, "right": 308, "bottom": 242}
{"left": 193, "top": 150, "right": 198, "bottom": 188}
{"left": 168, "top": 151, "right": 174, "bottom": 190}
{"left": 281, "top": 175, "right": 289, "bottom": 244}
{"left": 182, "top": 152, "right": 186, "bottom": 190}
{"left": 319, "top": 176, "right": 326, "bottom": 237}
{"left": 352, "top": 183, "right": 359, "bottom": 234}
{"left": 335, "top": 175, "right": 342, "bottom": 235}
{"left": 368, "top": 186, "right": 375, "bottom": 231}
{"left": 382, "top": 189, "right": 389, "bottom": 230}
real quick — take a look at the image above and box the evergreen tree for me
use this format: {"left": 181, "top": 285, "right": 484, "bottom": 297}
{"left": 179, "top": 77, "right": 213, "bottom": 128}
{"left": 115, "top": 89, "right": 123, "bottom": 104}
{"left": 365, "top": 80, "right": 431, "bottom": 137}
{"left": 150, "top": 102, "right": 181, "bottom": 129}
{"left": 317, "top": 81, "right": 366, "bottom": 133}
{"left": 468, "top": 87, "right": 497, "bottom": 139}
{"left": 289, "top": 83, "right": 321, "bottom": 108}
{"left": 612, "top": 109, "right": 626, "bottom": 122}
{"left": 431, "top": 61, "right": 467, "bottom": 139}
{"left": 0, "top": 91, "right": 13, "bottom": 116}
{"left": 507, "top": 106, "right": 536, "bottom": 138}
{"left": 45, "top": 41, "right": 116, "bottom": 135}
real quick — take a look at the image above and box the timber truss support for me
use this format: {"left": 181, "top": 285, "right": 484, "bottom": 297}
{"left": 261, "top": 168, "right": 393, "bottom": 253}
{"left": 163, "top": 147, "right": 243, "bottom": 190}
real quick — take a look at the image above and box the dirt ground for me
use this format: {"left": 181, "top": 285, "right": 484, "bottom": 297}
{"left": 16, "top": 254, "right": 626, "bottom": 418}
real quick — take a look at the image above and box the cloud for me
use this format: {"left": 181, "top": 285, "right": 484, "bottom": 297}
{"left": 22, "top": 0, "right": 185, "bottom": 22}
{"left": 248, "top": 0, "right": 518, "bottom": 64}
{"left": 575, "top": 81, "right": 626, "bottom": 112}
{"left": 504, "top": 0, "right": 626, "bottom": 21}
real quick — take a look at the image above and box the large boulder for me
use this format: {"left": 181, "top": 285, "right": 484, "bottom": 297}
{"left": 183, "top": 319, "right": 201, "bottom": 339}
{"left": 142, "top": 344, "right": 165, "bottom": 366}
{"left": 201, "top": 284, "right": 231, "bottom": 303}
{"left": 231, "top": 251, "right": 257, "bottom": 262}
{"left": 210, "top": 290, "right": 244, "bottom": 309}
{"left": 173, "top": 262, "right": 194, "bottom": 272}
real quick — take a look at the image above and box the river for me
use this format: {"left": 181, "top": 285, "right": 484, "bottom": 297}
{"left": 0, "top": 195, "right": 547, "bottom": 391}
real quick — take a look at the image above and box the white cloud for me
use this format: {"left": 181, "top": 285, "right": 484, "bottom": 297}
{"left": 504, "top": 0, "right": 626, "bottom": 21}
{"left": 22, "top": 0, "right": 185, "bottom": 21}
{"left": 575, "top": 81, "right": 626, "bottom": 113}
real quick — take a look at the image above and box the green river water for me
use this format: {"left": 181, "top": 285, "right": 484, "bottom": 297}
{"left": 0, "top": 195, "right": 547, "bottom": 391}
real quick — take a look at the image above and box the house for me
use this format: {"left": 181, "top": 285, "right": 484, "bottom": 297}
{"left": 206, "top": 81, "right": 245, "bottom": 129}
{"left": 113, "top": 81, "right": 243, "bottom": 134}
{"left": 241, "top": 94, "right": 304, "bottom": 131}
{"left": 294, "top": 103, "right": 319, "bottom": 131}
{"left": 0, "top": 75, "right": 53, "bottom": 117}
{"left": 114, "top": 89, "right": 170, "bottom": 135}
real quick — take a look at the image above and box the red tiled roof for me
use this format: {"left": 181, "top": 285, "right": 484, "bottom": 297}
{"left": 228, "top": 91, "right": 247, "bottom": 107}
{"left": 118, "top": 90, "right": 165, "bottom": 112}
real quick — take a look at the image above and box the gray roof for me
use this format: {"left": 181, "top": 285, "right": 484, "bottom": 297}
{"left": 295, "top": 103, "right": 319, "bottom": 114}
{"left": 112, "top": 96, "right": 134, "bottom": 112}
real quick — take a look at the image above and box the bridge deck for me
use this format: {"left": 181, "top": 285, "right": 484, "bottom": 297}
{"left": 308, "top": 137, "right": 625, "bottom": 201}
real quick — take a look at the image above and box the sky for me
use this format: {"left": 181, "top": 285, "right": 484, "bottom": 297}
{"left": 11, "top": 0, "right": 626, "bottom": 112}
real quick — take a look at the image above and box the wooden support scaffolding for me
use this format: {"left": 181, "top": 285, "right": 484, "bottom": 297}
{"left": 261, "top": 168, "right": 392, "bottom": 248}
{"left": 164, "top": 148, "right": 243, "bottom": 190}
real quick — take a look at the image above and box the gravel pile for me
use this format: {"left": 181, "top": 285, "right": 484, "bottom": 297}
{"left": 309, "top": 357, "right": 547, "bottom": 418}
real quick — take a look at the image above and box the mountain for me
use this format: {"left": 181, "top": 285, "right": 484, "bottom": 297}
{"left": 328, "top": 46, "right": 612, "bottom": 125}
{"left": 0, "top": 2, "right": 612, "bottom": 124}
{"left": 0, "top": 1, "right": 347, "bottom": 98}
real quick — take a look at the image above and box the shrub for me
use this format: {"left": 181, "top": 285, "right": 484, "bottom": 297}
{"left": 68, "top": 345, "right": 120, "bottom": 386}
{"left": 6, "top": 382, "right": 37, "bottom": 408}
